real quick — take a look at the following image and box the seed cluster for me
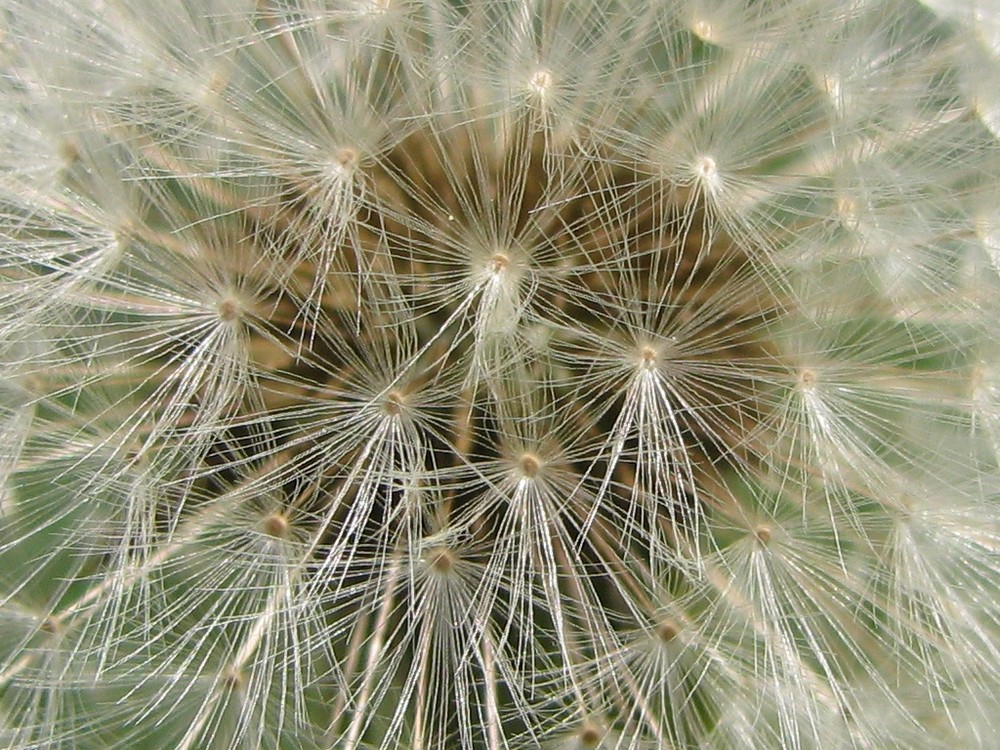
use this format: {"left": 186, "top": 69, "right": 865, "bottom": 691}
{"left": 215, "top": 121, "right": 773, "bottom": 561}
{"left": 2, "top": 1, "right": 999, "bottom": 748}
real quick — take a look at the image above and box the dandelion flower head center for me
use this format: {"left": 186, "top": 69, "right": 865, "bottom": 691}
{"left": 222, "top": 99, "right": 777, "bottom": 541}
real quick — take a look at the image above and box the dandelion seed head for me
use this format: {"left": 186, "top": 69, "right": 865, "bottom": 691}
{"left": 223, "top": 666, "right": 245, "bottom": 689}
{"left": 528, "top": 68, "right": 555, "bottom": 100}
{"left": 217, "top": 298, "right": 241, "bottom": 323}
{"left": 753, "top": 524, "right": 773, "bottom": 546}
{"left": 516, "top": 452, "right": 542, "bottom": 479}
{"left": 191, "top": 65, "right": 230, "bottom": 109}
{"left": 575, "top": 721, "right": 604, "bottom": 749}
{"left": 327, "top": 146, "right": 361, "bottom": 180}
{"left": 656, "top": 620, "right": 680, "bottom": 644}
{"left": 834, "top": 193, "right": 861, "bottom": 230}
{"left": 487, "top": 251, "right": 511, "bottom": 275}
{"left": 689, "top": 18, "right": 714, "bottom": 42}
{"left": 692, "top": 153, "right": 721, "bottom": 194}
{"left": 363, "top": 0, "right": 392, "bottom": 15}
{"left": 381, "top": 389, "right": 407, "bottom": 416}
{"left": 39, "top": 616, "right": 60, "bottom": 636}
{"left": 261, "top": 512, "right": 289, "bottom": 539}
{"left": 971, "top": 89, "right": 1000, "bottom": 139}
{"left": 798, "top": 367, "right": 818, "bottom": 391}
{"left": 2, "top": 1, "right": 999, "bottom": 748}
{"left": 55, "top": 137, "right": 80, "bottom": 168}
{"left": 425, "top": 545, "right": 456, "bottom": 575}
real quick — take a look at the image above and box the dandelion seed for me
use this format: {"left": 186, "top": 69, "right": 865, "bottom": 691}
{"left": 529, "top": 68, "right": 555, "bottom": 101}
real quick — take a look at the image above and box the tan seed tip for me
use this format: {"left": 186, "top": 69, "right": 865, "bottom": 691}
{"left": 518, "top": 452, "right": 541, "bottom": 478}
{"left": 427, "top": 546, "right": 456, "bottom": 574}
{"left": 754, "top": 524, "right": 772, "bottom": 546}
{"left": 262, "top": 512, "right": 290, "bottom": 538}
